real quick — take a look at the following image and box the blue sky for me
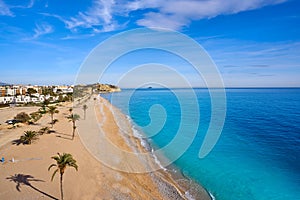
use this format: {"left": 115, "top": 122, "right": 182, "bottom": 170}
{"left": 0, "top": 0, "right": 299, "bottom": 87}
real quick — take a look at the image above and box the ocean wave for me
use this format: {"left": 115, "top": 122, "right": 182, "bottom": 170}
{"left": 209, "top": 191, "right": 216, "bottom": 200}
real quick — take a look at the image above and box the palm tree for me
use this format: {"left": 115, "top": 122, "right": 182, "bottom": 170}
{"left": 48, "top": 153, "right": 78, "bottom": 200}
{"left": 19, "top": 131, "right": 38, "bottom": 145}
{"left": 40, "top": 99, "right": 50, "bottom": 114}
{"left": 48, "top": 106, "right": 59, "bottom": 128}
{"left": 82, "top": 104, "right": 88, "bottom": 120}
{"left": 67, "top": 114, "right": 80, "bottom": 140}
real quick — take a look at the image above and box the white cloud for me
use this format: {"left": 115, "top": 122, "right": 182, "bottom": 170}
{"left": 63, "top": 0, "right": 118, "bottom": 32}
{"left": 41, "top": 0, "right": 288, "bottom": 32}
{"left": 12, "top": 0, "right": 35, "bottom": 9}
{"left": 33, "top": 23, "right": 54, "bottom": 39}
{"left": 136, "top": 12, "right": 188, "bottom": 30}
{"left": 27, "top": 0, "right": 35, "bottom": 8}
{"left": 127, "top": 0, "right": 288, "bottom": 29}
{"left": 0, "top": 0, "right": 35, "bottom": 15}
{"left": 0, "top": 0, "right": 14, "bottom": 16}
{"left": 60, "top": 33, "right": 95, "bottom": 40}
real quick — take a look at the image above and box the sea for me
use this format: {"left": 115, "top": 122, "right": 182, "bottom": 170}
{"left": 101, "top": 88, "right": 300, "bottom": 200}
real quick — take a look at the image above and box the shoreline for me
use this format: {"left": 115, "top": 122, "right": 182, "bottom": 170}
{"left": 0, "top": 94, "right": 212, "bottom": 199}
{"left": 96, "top": 95, "right": 212, "bottom": 200}
{"left": 76, "top": 95, "right": 190, "bottom": 199}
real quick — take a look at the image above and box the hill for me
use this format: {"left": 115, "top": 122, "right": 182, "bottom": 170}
{"left": 0, "top": 82, "right": 9, "bottom": 86}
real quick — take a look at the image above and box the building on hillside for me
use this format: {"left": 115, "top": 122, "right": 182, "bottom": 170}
{"left": 0, "top": 86, "right": 5, "bottom": 97}
{"left": 0, "top": 96, "right": 14, "bottom": 104}
{"left": 53, "top": 86, "right": 73, "bottom": 94}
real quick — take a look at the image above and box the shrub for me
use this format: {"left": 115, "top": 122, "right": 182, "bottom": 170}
{"left": 30, "top": 111, "right": 42, "bottom": 122}
{"left": 14, "top": 112, "right": 31, "bottom": 123}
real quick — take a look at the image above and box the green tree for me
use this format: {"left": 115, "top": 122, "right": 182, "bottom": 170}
{"left": 48, "top": 153, "right": 78, "bottom": 200}
{"left": 42, "top": 87, "right": 55, "bottom": 96}
{"left": 48, "top": 106, "right": 59, "bottom": 128}
{"left": 30, "top": 111, "right": 42, "bottom": 122}
{"left": 19, "top": 131, "right": 38, "bottom": 145}
{"left": 82, "top": 104, "right": 88, "bottom": 120}
{"left": 67, "top": 114, "right": 80, "bottom": 140}
{"left": 58, "top": 95, "right": 64, "bottom": 102}
{"left": 27, "top": 88, "right": 37, "bottom": 96}
{"left": 40, "top": 99, "right": 50, "bottom": 114}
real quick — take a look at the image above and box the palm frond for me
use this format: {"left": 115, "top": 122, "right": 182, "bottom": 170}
{"left": 51, "top": 169, "right": 59, "bottom": 181}
{"left": 69, "top": 162, "right": 78, "bottom": 171}
{"left": 48, "top": 164, "right": 57, "bottom": 171}
{"left": 19, "top": 131, "right": 38, "bottom": 145}
{"left": 49, "top": 152, "right": 78, "bottom": 181}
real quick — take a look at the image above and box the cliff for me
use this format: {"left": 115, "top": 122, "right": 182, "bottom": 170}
{"left": 97, "top": 84, "right": 121, "bottom": 93}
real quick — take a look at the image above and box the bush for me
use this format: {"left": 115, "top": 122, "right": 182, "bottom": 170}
{"left": 14, "top": 112, "right": 31, "bottom": 123}
{"left": 30, "top": 111, "right": 42, "bottom": 122}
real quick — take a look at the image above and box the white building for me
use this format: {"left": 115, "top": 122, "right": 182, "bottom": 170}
{"left": 53, "top": 86, "right": 73, "bottom": 94}
{"left": 0, "top": 96, "right": 14, "bottom": 104}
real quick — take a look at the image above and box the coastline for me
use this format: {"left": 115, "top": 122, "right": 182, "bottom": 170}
{"left": 0, "top": 95, "right": 212, "bottom": 199}
{"left": 95, "top": 95, "right": 212, "bottom": 200}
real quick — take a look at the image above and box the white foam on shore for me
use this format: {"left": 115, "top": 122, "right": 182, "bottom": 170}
{"left": 107, "top": 102, "right": 169, "bottom": 172}
{"left": 209, "top": 191, "right": 216, "bottom": 200}
{"left": 97, "top": 97, "right": 214, "bottom": 200}
{"left": 132, "top": 125, "right": 143, "bottom": 138}
{"left": 152, "top": 151, "right": 168, "bottom": 171}
{"left": 126, "top": 117, "right": 168, "bottom": 172}
{"left": 184, "top": 191, "right": 195, "bottom": 200}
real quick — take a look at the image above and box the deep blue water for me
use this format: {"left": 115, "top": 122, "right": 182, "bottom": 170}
{"left": 102, "top": 88, "right": 300, "bottom": 200}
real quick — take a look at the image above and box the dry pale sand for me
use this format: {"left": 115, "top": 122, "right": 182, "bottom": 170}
{"left": 0, "top": 105, "right": 48, "bottom": 147}
{"left": 0, "top": 97, "right": 211, "bottom": 200}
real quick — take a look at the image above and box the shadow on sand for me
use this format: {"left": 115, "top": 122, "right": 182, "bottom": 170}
{"left": 11, "top": 139, "right": 23, "bottom": 146}
{"left": 55, "top": 132, "right": 73, "bottom": 140}
{"left": 6, "top": 174, "right": 58, "bottom": 200}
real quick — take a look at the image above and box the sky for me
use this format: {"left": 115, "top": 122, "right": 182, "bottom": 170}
{"left": 0, "top": 0, "right": 300, "bottom": 87}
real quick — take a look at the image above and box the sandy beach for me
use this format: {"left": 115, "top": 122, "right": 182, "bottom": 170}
{"left": 0, "top": 96, "right": 211, "bottom": 200}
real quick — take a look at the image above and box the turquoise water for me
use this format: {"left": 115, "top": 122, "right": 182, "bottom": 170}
{"left": 102, "top": 88, "right": 300, "bottom": 200}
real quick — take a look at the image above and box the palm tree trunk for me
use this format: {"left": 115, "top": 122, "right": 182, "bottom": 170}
{"left": 51, "top": 114, "right": 54, "bottom": 128}
{"left": 60, "top": 174, "right": 63, "bottom": 200}
{"left": 72, "top": 121, "right": 75, "bottom": 140}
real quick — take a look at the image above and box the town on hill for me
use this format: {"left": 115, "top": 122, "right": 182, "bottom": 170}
{"left": 0, "top": 83, "right": 121, "bottom": 106}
